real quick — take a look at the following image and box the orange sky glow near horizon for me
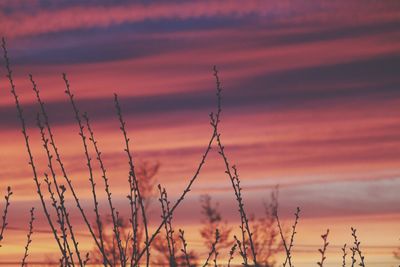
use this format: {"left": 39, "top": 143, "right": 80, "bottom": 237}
{"left": 0, "top": 1, "right": 400, "bottom": 266}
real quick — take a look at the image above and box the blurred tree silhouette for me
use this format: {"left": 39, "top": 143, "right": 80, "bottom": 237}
{"left": 250, "top": 187, "right": 285, "bottom": 267}
{"left": 199, "top": 188, "right": 284, "bottom": 267}
{"left": 91, "top": 161, "right": 159, "bottom": 265}
{"left": 394, "top": 241, "right": 400, "bottom": 261}
{"left": 152, "top": 235, "right": 198, "bottom": 267}
{"left": 199, "top": 194, "right": 233, "bottom": 251}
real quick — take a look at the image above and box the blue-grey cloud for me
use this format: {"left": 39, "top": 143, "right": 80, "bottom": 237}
{"left": 1, "top": 53, "right": 399, "bottom": 129}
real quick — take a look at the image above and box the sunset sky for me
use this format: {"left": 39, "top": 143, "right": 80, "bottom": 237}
{"left": 0, "top": 1, "right": 400, "bottom": 266}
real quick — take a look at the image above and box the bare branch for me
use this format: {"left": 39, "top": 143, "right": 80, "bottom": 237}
{"left": 21, "top": 207, "right": 35, "bottom": 267}
{"left": 351, "top": 227, "right": 365, "bottom": 267}
{"left": 0, "top": 186, "right": 12, "bottom": 246}
{"left": 1, "top": 37, "right": 67, "bottom": 261}
{"left": 179, "top": 229, "right": 191, "bottom": 267}
{"left": 317, "top": 229, "right": 329, "bottom": 267}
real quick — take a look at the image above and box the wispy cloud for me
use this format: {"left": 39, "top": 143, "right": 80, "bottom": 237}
{"left": 0, "top": 1, "right": 400, "bottom": 263}
{"left": 1, "top": 1, "right": 399, "bottom": 38}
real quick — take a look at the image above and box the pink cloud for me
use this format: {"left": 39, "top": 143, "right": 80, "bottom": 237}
{"left": 1, "top": 1, "right": 399, "bottom": 38}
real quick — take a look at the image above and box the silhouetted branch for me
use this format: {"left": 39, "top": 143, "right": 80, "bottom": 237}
{"left": 37, "top": 112, "right": 79, "bottom": 266}
{"left": 1, "top": 37, "right": 67, "bottom": 261}
{"left": 251, "top": 186, "right": 283, "bottom": 266}
{"left": 83, "top": 252, "right": 90, "bottom": 266}
{"left": 59, "top": 183, "right": 83, "bottom": 266}
{"left": 317, "top": 229, "right": 329, "bottom": 267}
{"left": 83, "top": 112, "right": 122, "bottom": 267}
{"left": 179, "top": 229, "right": 191, "bottom": 267}
{"left": 158, "top": 185, "right": 176, "bottom": 267}
{"left": 276, "top": 207, "right": 300, "bottom": 267}
{"left": 114, "top": 94, "right": 149, "bottom": 267}
{"left": 350, "top": 246, "right": 356, "bottom": 267}
{"left": 21, "top": 207, "right": 35, "bottom": 267}
{"left": 59, "top": 76, "right": 105, "bottom": 262}
{"left": 28, "top": 68, "right": 111, "bottom": 265}
{"left": 351, "top": 227, "right": 365, "bottom": 267}
{"left": 0, "top": 186, "right": 12, "bottom": 246}
{"left": 214, "top": 78, "right": 258, "bottom": 265}
{"left": 342, "top": 244, "right": 347, "bottom": 267}
{"left": 213, "top": 246, "right": 218, "bottom": 267}
{"left": 227, "top": 243, "right": 237, "bottom": 267}
{"left": 202, "top": 229, "right": 220, "bottom": 267}
{"left": 43, "top": 174, "right": 74, "bottom": 264}
{"left": 133, "top": 65, "right": 222, "bottom": 266}
{"left": 62, "top": 73, "right": 107, "bottom": 266}
{"left": 233, "top": 235, "right": 247, "bottom": 265}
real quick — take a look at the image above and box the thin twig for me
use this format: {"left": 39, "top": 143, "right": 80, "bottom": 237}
{"left": 0, "top": 186, "right": 12, "bottom": 246}
{"left": 59, "top": 184, "right": 83, "bottom": 266}
{"left": 114, "top": 94, "right": 149, "bottom": 267}
{"left": 1, "top": 37, "right": 67, "bottom": 261}
{"left": 350, "top": 247, "right": 356, "bottom": 267}
{"left": 342, "top": 244, "right": 347, "bottom": 267}
{"left": 317, "top": 229, "right": 329, "bottom": 267}
{"left": 233, "top": 236, "right": 246, "bottom": 266}
{"left": 276, "top": 207, "right": 300, "bottom": 267}
{"left": 37, "top": 113, "right": 79, "bottom": 266}
{"left": 202, "top": 229, "right": 220, "bottom": 267}
{"left": 129, "top": 185, "right": 139, "bottom": 266}
{"left": 62, "top": 74, "right": 108, "bottom": 266}
{"left": 29, "top": 70, "right": 111, "bottom": 266}
{"left": 83, "top": 112, "right": 124, "bottom": 267}
{"left": 215, "top": 91, "right": 258, "bottom": 266}
{"left": 83, "top": 252, "right": 90, "bottom": 266}
{"left": 133, "top": 65, "right": 223, "bottom": 266}
{"left": 213, "top": 246, "right": 218, "bottom": 267}
{"left": 158, "top": 185, "right": 176, "bottom": 267}
{"left": 179, "top": 229, "right": 191, "bottom": 267}
{"left": 37, "top": 110, "right": 71, "bottom": 261}
{"left": 21, "top": 207, "right": 35, "bottom": 267}
{"left": 43, "top": 174, "right": 74, "bottom": 265}
{"left": 37, "top": 73, "right": 110, "bottom": 265}
{"left": 351, "top": 227, "right": 365, "bottom": 267}
{"left": 227, "top": 243, "right": 237, "bottom": 267}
